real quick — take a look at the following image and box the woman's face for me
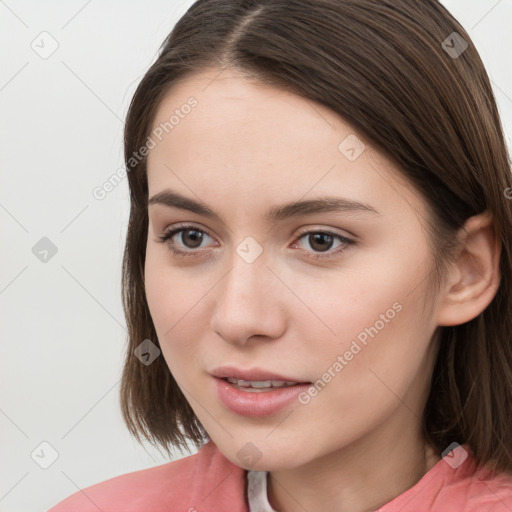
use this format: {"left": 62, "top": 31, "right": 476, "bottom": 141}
{"left": 145, "top": 68, "right": 445, "bottom": 471}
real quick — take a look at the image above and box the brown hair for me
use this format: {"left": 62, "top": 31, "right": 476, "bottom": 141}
{"left": 120, "top": 0, "right": 512, "bottom": 472}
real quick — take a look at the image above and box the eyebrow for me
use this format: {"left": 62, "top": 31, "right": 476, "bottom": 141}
{"left": 148, "top": 189, "right": 380, "bottom": 223}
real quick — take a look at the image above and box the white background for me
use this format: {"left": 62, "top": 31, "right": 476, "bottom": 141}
{"left": 1, "top": 1, "right": 511, "bottom": 511}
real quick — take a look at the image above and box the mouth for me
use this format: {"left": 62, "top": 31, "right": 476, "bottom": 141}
{"left": 221, "top": 377, "right": 308, "bottom": 392}
{"left": 210, "top": 365, "right": 310, "bottom": 385}
{"left": 210, "top": 366, "right": 312, "bottom": 417}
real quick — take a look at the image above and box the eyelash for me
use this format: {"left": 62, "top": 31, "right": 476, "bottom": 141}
{"left": 156, "top": 223, "right": 354, "bottom": 261}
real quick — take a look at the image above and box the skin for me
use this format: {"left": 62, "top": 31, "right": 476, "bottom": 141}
{"left": 144, "top": 68, "right": 500, "bottom": 512}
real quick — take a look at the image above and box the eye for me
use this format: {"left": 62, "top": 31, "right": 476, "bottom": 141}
{"left": 292, "top": 229, "right": 353, "bottom": 260}
{"left": 156, "top": 224, "right": 354, "bottom": 261}
{"left": 156, "top": 224, "right": 217, "bottom": 257}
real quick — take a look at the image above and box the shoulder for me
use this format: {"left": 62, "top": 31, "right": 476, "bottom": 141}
{"left": 379, "top": 444, "right": 512, "bottom": 512}
{"left": 462, "top": 459, "right": 512, "bottom": 512}
{"left": 436, "top": 446, "right": 512, "bottom": 512}
{"left": 47, "top": 440, "right": 248, "bottom": 512}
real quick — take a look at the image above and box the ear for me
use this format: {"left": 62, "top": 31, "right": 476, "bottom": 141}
{"left": 437, "top": 211, "right": 501, "bottom": 327}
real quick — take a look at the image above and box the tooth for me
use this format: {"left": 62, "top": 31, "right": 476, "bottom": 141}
{"left": 250, "top": 380, "right": 272, "bottom": 388}
{"left": 225, "top": 377, "right": 299, "bottom": 389}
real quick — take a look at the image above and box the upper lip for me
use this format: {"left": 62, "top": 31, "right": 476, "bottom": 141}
{"left": 211, "top": 365, "right": 310, "bottom": 383}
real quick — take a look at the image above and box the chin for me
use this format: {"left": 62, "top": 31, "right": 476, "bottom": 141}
{"left": 213, "top": 434, "right": 314, "bottom": 472}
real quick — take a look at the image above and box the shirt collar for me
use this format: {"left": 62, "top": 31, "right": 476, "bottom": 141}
{"left": 247, "top": 470, "right": 278, "bottom": 512}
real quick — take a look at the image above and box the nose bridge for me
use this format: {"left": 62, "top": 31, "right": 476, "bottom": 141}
{"left": 211, "top": 244, "right": 282, "bottom": 343}
{"left": 218, "top": 249, "right": 268, "bottom": 315}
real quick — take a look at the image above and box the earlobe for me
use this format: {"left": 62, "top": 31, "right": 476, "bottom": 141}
{"left": 437, "top": 211, "right": 501, "bottom": 327}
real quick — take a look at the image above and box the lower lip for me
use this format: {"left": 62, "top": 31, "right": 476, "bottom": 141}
{"left": 213, "top": 377, "right": 311, "bottom": 417}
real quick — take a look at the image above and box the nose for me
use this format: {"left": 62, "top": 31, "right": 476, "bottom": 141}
{"left": 210, "top": 250, "right": 286, "bottom": 346}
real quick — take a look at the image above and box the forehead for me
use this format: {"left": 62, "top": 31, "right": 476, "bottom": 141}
{"left": 149, "top": 68, "right": 345, "bottom": 159}
{"left": 146, "top": 68, "right": 426, "bottom": 222}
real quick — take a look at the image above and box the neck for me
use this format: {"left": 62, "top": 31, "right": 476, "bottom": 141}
{"left": 267, "top": 418, "right": 441, "bottom": 512}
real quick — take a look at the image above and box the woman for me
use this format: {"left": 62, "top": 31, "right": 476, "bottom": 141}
{"left": 49, "top": 0, "right": 512, "bottom": 510}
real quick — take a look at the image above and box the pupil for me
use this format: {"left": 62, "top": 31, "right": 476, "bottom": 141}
{"left": 310, "top": 233, "right": 333, "bottom": 252}
{"left": 183, "top": 229, "right": 203, "bottom": 248}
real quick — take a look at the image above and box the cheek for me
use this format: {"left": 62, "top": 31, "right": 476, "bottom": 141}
{"left": 144, "top": 251, "right": 202, "bottom": 370}
{"left": 304, "top": 276, "right": 434, "bottom": 427}
{"left": 295, "top": 249, "right": 433, "bottom": 376}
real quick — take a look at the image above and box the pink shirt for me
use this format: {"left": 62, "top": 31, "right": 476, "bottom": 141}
{"left": 48, "top": 440, "right": 512, "bottom": 511}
